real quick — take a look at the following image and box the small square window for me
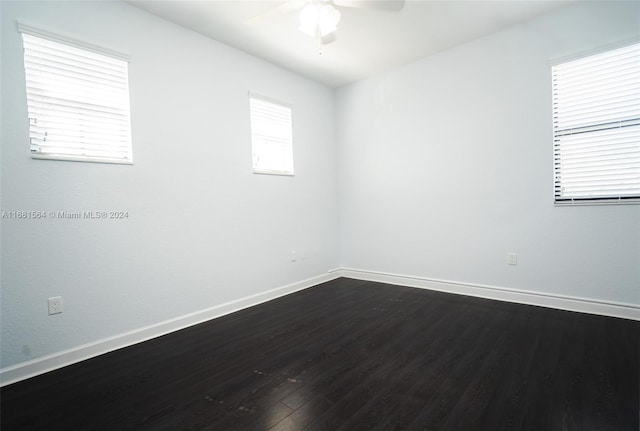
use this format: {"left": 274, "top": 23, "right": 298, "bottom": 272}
{"left": 20, "top": 27, "right": 133, "bottom": 164}
{"left": 249, "top": 93, "right": 294, "bottom": 176}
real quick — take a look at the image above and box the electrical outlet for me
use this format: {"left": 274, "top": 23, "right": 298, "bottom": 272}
{"left": 48, "top": 297, "right": 63, "bottom": 315}
{"left": 507, "top": 253, "right": 518, "bottom": 266}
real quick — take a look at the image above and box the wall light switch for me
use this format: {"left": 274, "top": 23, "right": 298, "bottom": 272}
{"left": 507, "top": 253, "right": 518, "bottom": 266}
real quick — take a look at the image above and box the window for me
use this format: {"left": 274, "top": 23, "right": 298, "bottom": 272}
{"left": 552, "top": 42, "right": 639, "bottom": 204}
{"left": 249, "top": 93, "right": 294, "bottom": 175}
{"left": 20, "top": 25, "right": 133, "bottom": 164}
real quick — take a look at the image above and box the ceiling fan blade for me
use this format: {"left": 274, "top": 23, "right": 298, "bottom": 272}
{"left": 332, "top": 0, "right": 405, "bottom": 11}
{"left": 244, "top": 0, "right": 308, "bottom": 26}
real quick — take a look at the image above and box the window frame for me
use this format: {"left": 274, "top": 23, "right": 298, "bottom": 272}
{"left": 248, "top": 92, "right": 295, "bottom": 176}
{"left": 551, "top": 41, "right": 640, "bottom": 206}
{"left": 18, "top": 24, "right": 134, "bottom": 165}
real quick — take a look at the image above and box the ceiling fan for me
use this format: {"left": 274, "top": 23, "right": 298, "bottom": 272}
{"left": 247, "top": 0, "right": 405, "bottom": 46}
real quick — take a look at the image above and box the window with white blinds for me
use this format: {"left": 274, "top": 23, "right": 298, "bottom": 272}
{"left": 552, "top": 42, "right": 640, "bottom": 204}
{"left": 249, "top": 93, "right": 294, "bottom": 176}
{"left": 20, "top": 28, "right": 133, "bottom": 164}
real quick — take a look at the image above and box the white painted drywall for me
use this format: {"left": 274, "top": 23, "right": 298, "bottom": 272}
{"left": 1, "top": 0, "right": 338, "bottom": 369}
{"left": 336, "top": 1, "right": 640, "bottom": 306}
{"left": 2, "top": 0, "right": 639, "bottom": 377}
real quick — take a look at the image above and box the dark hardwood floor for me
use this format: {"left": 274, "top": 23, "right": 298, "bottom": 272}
{"left": 2, "top": 277, "right": 638, "bottom": 430}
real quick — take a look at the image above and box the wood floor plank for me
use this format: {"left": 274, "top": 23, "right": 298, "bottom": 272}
{"left": 1, "top": 278, "right": 638, "bottom": 431}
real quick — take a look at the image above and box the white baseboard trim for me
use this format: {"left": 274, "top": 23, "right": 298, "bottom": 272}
{"left": 339, "top": 268, "right": 640, "bottom": 321}
{"left": 0, "top": 272, "right": 340, "bottom": 387}
{"left": 3, "top": 269, "right": 636, "bottom": 386}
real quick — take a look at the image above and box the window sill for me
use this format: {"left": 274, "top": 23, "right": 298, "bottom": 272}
{"left": 32, "top": 154, "right": 134, "bottom": 165}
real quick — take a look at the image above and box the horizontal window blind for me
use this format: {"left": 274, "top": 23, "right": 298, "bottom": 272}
{"left": 21, "top": 31, "right": 133, "bottom": 164}
{"left": 552, "top": 42, "right": 640, "bottom": 204}
{"left": 249, "top": 94, "right": 294, "bottom": 175}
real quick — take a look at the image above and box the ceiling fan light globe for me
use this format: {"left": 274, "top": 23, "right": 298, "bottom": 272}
{"left": 319, "top": 25, "right": 337, "bottom": 37}
{"left": 298, "top": 22, "right": 317, "bottom": 37}
{"left": 299, "top": 3, "right": 320, "bottom": 37}
{"left": 318, "top": 4, "right": 341, "bottom": 36}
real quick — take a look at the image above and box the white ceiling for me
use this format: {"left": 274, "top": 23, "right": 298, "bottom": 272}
{"left": 126, "top": 0, "right": 575, "bottom": 88}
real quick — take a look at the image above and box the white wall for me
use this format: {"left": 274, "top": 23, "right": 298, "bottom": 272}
{"left": 337, "top": 2, "right": 640, "bottom": 306}
{"left": 1, "top": 0, "right": 338, "bottom": 370}
{"left": 2, "top": 0, "right": 639, "bottom": 380}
